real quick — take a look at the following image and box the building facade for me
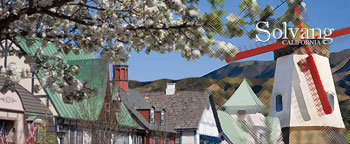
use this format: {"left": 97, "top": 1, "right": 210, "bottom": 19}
{"left": 141, "top": 84, "right": 222, "bottom": 144}
{"left": 214, "top": 79, "right": 283, "bottom": 144}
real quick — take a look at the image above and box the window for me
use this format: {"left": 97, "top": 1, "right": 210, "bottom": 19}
{"left": 133, "top": 135, "right": 143, "bottom": 144}
{"left": 138, "top": 136, "right": 143, "bottom": 144}
{"left": 165, "top": 138, "right": 170, "bottom": 144}
{"left": 160, "top": 110, "right": 165, "bottom": 126}
{"left": 0, "top": 120, "right": 15, "bottom": 143}
{"left": 150, "top": 107, "right": 155, "bottom": 124}
{"left": 154, "top": 136, "right": 160, "bottom": 144}
{"left": 116, "top": 133, "right": 129, "bottom": 144}
{"left": 276, "top": 94, "right": 283, "bottom": 112}
{"left": 77, "top": 131, "right": 83, "bottom": 144}
{"left": 133, "top": 135, "right": 137, "bottom": 144}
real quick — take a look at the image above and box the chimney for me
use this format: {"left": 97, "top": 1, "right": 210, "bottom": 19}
{"left": 144, "top": 95, "right": 150, "bottom": 102}
{"left": 113, "top": 62, "right": 128, "bottom": 92}
{"left": 165, "top": 83, "right": 176, "bottom": 95}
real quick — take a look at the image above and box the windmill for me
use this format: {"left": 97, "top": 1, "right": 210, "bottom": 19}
{"left": 225, "top": 3, "right": 350, "bottom": 144}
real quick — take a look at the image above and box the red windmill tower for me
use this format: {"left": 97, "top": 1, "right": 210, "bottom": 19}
{"left": 225, "top": 4, "right": 350, "bottom": 144}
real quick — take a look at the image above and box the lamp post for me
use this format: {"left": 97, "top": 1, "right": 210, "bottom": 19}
{"left": 57, "top": 125, "right": 67, "bottom": 144}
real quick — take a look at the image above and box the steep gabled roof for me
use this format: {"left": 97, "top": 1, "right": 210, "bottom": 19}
{"left": 216, "top": 110, "right": 247, "bottom": 144}
{"left": 215, "top": 110, "right": 283, "bottom": 144}
{"left": 120, "top": 89, "right": 175, "bottom": 133}
{"left": 0, "top": 76, "right": 56, "bottom": 135}
{"left": 0, "top": 77, "right": 52, "bottom": 116}
{"left": 16, "top": 38, "right": 102, "bottom": 119}
{"left": 16, "top": 38, "right": 139, "bottom": 128}
{"left": 223, "top": 79, "right": 265, "bottom": 110}
{"left": 110, "top": 84, "right": 140, "bottom": 128}
{"left": 140, "top": 91, "right": 210, "bottom": 130}
{"left": 16, "top": 38, "right": 95, "bottom": 61}
{"left": 45, "top": 59, "right": 108, "bottom": 120}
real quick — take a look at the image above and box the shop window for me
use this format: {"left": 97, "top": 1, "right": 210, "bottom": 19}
{"left": 133, "top": 135, "right": 143, "bottom": 144}
{"left": 154, "top": 136, "right": 160, "bottom": 144}
{"left": 32, "top": 119, "right": 46, "bottom": 142}
{"left": 117, "top": 133, "right": 129, "bottom": 144}
{"left": 133, "top": 135, "right": 137, "bottom": 144}
{"left": 165, "top": 138, "right": 170, "bottom": 144}
{"left": 276, "top": 94, "right": 283, "bottom": 112}
{"left": 138, "top": 136, "right": 143, "bottom": 144}
{"left": 0, "top": 120, "right": 15, "bottom": 143}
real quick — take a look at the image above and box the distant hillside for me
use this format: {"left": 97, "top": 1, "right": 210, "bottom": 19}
{"left": 129, "top": 49, "right": 350, "bottom": 129}
{"left": 202, "top": 49, "right": 350, "bottom": 79}
{"left": 130, "top": 49, "right": 350, "bottom": 103}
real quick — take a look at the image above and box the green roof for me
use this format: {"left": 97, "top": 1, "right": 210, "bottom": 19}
{"left": 223, "top": 79, "right": 265, "bottom": 110}
{"left": 46, "top": 59, "right": 108, "bottom": 120}
{"left": 217, "top": 110, "right": 248, "bottom": 143}
{"left": 16, "top": 38, "right": 95, "bottom": 60}
{"left": 16, "top": 38, "right": 139, "bottom": 128}
{"left": 217, "top": 110, "right": 282, "bottom": 143}
{"left": 110, "top": 83, "right": 139, "bottom": 128}
{"left": 117, "top": 102, "right": 139, "bottom": 127}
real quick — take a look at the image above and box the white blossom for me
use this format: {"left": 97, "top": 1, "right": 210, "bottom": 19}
{"left": 226, "top": 13, "right": 239, "bottom": 22}
{"left": 192, "top": 49, "right": 201, "bottom": 58}
{"left": 0, "top": 0, "right": 247, "bottom": 100}
{"left": 189, "top": 9, "right": 200, "bottom": 17}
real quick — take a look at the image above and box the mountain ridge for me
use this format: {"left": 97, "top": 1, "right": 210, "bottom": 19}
{"left": 202, "top": 49, "right": 350, "bottom": 80}
{"left": 129, "top": 49, "right": 350, "bottom": 129}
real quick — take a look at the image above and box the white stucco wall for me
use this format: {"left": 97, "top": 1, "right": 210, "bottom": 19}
{"left": 0, "top": 91, "right": 24, "bottom": 111}
{"left": 0, "top": 42, "right": 58, "bottom": 116}
{"left": 179, "top": 101, "right": 220, "bottom": 144}
{"left": 0, "top": 91, "right": 25, "bottom": 144}
{"left": 197, "top": 102, "right": 220, "bottom": 137}
{"left": 0, "top": 42, "right": 45, "bottom": 95}
{"left": 269, "top": 54, "right": 345, "bottom": 128}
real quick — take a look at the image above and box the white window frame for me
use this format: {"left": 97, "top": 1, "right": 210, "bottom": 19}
{"left": 150, "top": 108, "right": 155, "bottom": 124}
{"left": 160, "top": 110, "right": 165, "bottom": 126}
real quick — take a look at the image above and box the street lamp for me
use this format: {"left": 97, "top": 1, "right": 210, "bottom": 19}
{"left": 57, "top": 125, "right": 67, "bottom": 144}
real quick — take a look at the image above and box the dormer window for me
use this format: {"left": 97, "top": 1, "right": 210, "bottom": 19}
{"left": 160, "top": 109, "right": 165, "bottom": 126}
{"left": 150, "top": 107, "right": 155, "bottom": 124}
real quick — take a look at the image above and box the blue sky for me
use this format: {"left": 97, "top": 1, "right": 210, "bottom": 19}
{"left": 126, "top": 0, "right": 350, "bottom": 81}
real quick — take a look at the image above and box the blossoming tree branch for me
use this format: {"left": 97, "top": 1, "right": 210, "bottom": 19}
{"left": 0, "top": 0, "right": 303, "bottom": 100}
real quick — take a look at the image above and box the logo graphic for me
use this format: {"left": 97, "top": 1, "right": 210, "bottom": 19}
{"left": 255, "top": 21, "right": 334, "bottom": 45}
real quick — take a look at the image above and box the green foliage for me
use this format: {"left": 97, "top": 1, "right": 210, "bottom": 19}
{"left": 202, "top": 9, "right": 226, "bottom": 34}
{"left": 247, "top": 29, "right": 258, "bottom": 39}
{"left": 226, "top": 21, "right": 244, "bottom": 38}
{"left": 34, "top": 123, "right": 56, "bottom": 144}
{"left": 260, "top": 5, "right": 274, "bottom": 21}
{"left": 208, "top": 0, "right": 225, "bottom": 8}
{"left": 239, "top": 0, "right": 252, "bottom": 12}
